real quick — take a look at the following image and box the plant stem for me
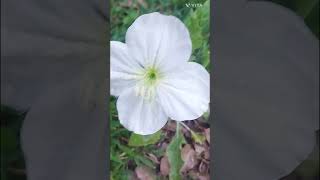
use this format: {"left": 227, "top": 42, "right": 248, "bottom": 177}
{"left": 176, "top": 121, "right": 180, "bottom": 136}
{"left": 180, "top": 122, "right": 192, "bottom": 132}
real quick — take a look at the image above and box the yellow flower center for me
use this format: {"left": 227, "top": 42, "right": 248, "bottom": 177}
{"left": 134, "top": 66, "right": 162, "bottom": 101}
{"left": 144, "top": 67, "right": 159, "bottom": 85}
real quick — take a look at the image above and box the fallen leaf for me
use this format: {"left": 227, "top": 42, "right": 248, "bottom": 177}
{"left": 204, "top": 147, "right": 210, "bottom": 160}
{"left": 181, "top": 144, "right": 198, "bottom": 173}
{"left": 194, "top": 144, "right": 206, "bottom": 156}
{"left": 199, "top": 160, "right": 209, "bottom": 174}
{"left": 160, "top": 142, "right": 168, "bottom": 150}
{"left": 188, "top": 170, "right": 198, "bottom": 179}
{"left": 135, "top": 166, "right": 156, "bottom": 180}
{"left": 137, "top": 0, "right": 148, "bottom": 8}
{"left": 165, "top": 121, "right": 176, "bottom": 132}
{"left": 199, "top": 174, "right": 210, "bottom": 180}
{"left": 160, "top": 156, "right": 170, "bottom": 176}
{"left": 127, "top": 170, "right": 139, "bottom": 180}
{"left": 204, "top": 128, "right": 210, "bottom": 143}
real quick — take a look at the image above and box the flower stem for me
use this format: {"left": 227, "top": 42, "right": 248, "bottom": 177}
{"left": 176, "top": 122, "right": 180, "bottom": 137}
{"left": 180, "top": 122, "right": 192, "bottom": 132}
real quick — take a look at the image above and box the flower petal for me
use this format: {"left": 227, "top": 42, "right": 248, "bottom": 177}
{"left": 157, "top": 62, "right": 209, "bottom": 121}
{"left": 110, "top": 41, "right": 143, "bottom": 96}
{"left": 125, "top": 12, "right": 192, "bottom": 72}
{"left": 117, "top": 88, "right": 168, "bottom": 135}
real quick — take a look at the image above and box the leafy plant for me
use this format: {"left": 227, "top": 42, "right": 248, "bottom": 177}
{"left": 166, "top": 124, "right": 185, "bottom": 180}
{"left": 185, "top": 0, "right": 210, "bottom": 69}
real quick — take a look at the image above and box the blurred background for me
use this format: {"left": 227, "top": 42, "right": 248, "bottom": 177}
{"left": 1, "top": 0, "right": 319, "bottom": 179}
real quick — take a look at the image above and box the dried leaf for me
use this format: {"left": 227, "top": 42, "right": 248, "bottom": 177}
{"left": 165, "top": 121, "right": 176, "bottom": 132}
{"left": 181, "top": 144, "right": 198, "bottom": 173}
{"left": 135, "top": 166, "right": 156, "bottom": 180}
{"left": 199, "top": 174, "right": 210, "bottom": 180}
{"left": 160, "top": 156, "right": 170, "bottom": 176}
{"left": 204, "top": 148, "right": 210, "bottom": 160}
{"left": 137, "top": 0, "right": 148, "bottom": 8}
{"left": 194, "top": 144, "right": 206, "bottom": 155}
{"left": 204, "top": 128, "right": 210, "bottom": 143}
{"left": 199, "top": 161, "right": 209, "bottom": 174}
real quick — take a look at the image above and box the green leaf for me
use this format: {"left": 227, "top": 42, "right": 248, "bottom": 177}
{"left": 305, "top": 1, "right": 319, "bottom": 38}
{"left": 0, "top": 127, "right": 17, "bottom": 154}
{"left": 271, "top": 0, "right": 319, "bottom": 38}
{"left": 166, "top": 124, "right": 184, "bottom": 180}
{"left": 135, "top": 155, "right": 156, "bottom": 169}
{"left": 128, "top": 131, "right": 162, "bottom": 147}
{"left": 292, "top": 0, "right": 319, "bottom": 18}
{"left": 191, "top": 132, "right": 206, "bottom": 144}
{"left": 123, "top": 11, "right": 139, "bottom": 28}
{"left": 185, "top": 1, "right": 209, "bottom": 50}
{"left": 184, "top": 0, "right": 210, "bottom": 67}
{"left": 203, "top": 109, "right": 210, "bottom": 121}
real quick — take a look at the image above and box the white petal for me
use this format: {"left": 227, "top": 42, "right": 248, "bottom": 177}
{"left": 110, "top": 41, "right": 143, "bottom": 96}
{"left": 117, "top": 88, "right": 168, "bottom": 135}
{"left": 157, "top": 62, "right": 209, "bottom": 121}
{"left": 125, "top": 12, "right": 192, "bottom": 72}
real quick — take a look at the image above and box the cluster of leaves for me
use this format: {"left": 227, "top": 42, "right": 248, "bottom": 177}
{"left": 0, "top": 106, "right": 26, "bottom": 180}
{"left": 185, "top": 0, "right": 210, "bottom": 69}
{"left": 110, "top": 0, "right": 210, "bottom": 68}
{"left": 110, "top": 95, "right": 211, "bottom": 179}
{"left": 110, "top": 98, "right": 166, "bottom": 179}
{"left": 111, "top": 0, "right": 193, "bottom": 41}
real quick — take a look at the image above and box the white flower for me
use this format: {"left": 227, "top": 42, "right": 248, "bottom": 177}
{"left": 111, "top": 12, "right": 210, "bottom": 135}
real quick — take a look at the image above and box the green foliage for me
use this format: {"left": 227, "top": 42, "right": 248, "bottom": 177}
{"left": 110, "top": 98, "right": 163, "bottom": 179}
{"left": 185, "top": 0, "right": 210, "bottom": 69}
{"left": 1, "top": 128, "right": 17, "bottom": 154}
{"left": 191, "top": 131, "right": 206, "bottom": 144}
{"left": 0, "top": 106, "right": 26, "bottom": 180}
{"left": 129, "top": 131, "right": 162, "bottom": 147}
{"left": 0, "top": 127, "right": 16, "bottom": 180}
{"left": 111, "top": 0, "right": 192, "bottom": 42}
{"left": 271, "top": 0, "right": 319, "bottom": 38}
{"left": 166, "top": 124, "right": 184, "bottom": 180}
{"left": 304, "top": 1, "right": 319, "bottom": 38}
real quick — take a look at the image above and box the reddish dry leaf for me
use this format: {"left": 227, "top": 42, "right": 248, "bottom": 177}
{"left": 199, "top": 160, "right": 209, "bottom": 174}
{"left": 181, "top": 144, "right": 198, "bottom": 173}
{"left": 160, "top": 156, "right": 170, "bottom": 176}
{"left": 199, "top": 174, "right": 210, "bottom": 180}
{"left": 137, "top": 0, "right": 148, "bottom": 8}
{"left": 165, "top": 121, "right": 176, "bottom": 132}
{"left": 194, "top": 144, "right": 206, "bottom": 156}
{"left": 204, "top": 149, "right": 210, "bottom": 160}
{"left": 188, "top": 170, "right": 198, "bottom": 179}
{"left": 204, "top": 128, "right": 210, "bottom": 143}
{"left": 160, "top": 142, "right": 168, "bottom": 150}
{"left": 127, "top": 170, "right": 139, "bottom": 180}
{"left": 188, "top": 170, "right": 210, "bottom": 180}
{"left": 135, "top": 166, "right": 156, "bottom": 180}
